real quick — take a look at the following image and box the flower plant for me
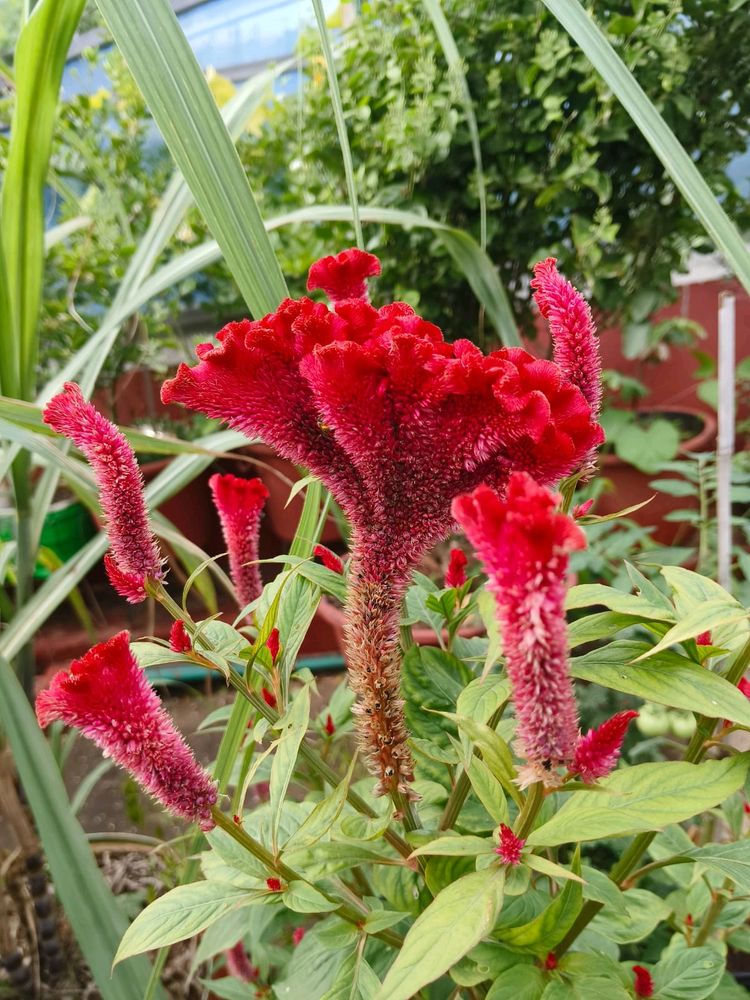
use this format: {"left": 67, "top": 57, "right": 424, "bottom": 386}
{"left": 37, "top": 252, "right": 750, "bottom": 999}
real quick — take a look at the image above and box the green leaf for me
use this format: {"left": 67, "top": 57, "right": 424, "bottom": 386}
{"left": 458, "top": 715, "right": 523, "bottom": 807}
{"left": 457, "top": 675, "right": 512, "bottom": 724}
{"left": 580, "top": 865, "right": 628, "bottom": 917}
{"left": 566, "top": 584, "right": 673, "bottom": 621}
{"left": 377, "top": 869, "right": 506, "bottom": 1000}
{"left": 525, "top": 854, "right": 585, "bottom": 885}
{"left": 486, "top": 965, "right": 546, "bottom": 1000}
{"left": 94, "top": 0, "right": 287, "bottom": 318}
{"left": 115, "top": 882, "right": 265, "bottom": 963}
{"left": 498, "top": 850, "right": 582, "bottom": 955}
{"left": 402, "top": 645, "right": 472, "bottom": 744}
{"left": 589, "top": 888, "right": 670, "bottom": 943}
{"left": 567, "top": 612, "right": 647, "bottom": 648}
{"left": 0, "top": 657, "right": 161, "bottom": 998}
{"left": 282, "top": 881, "right": 340, "bottom": 914}
{"left": 270, "top": 686, "right": 311, "bottom": 852}
{"left": 570, "top": 640, "right": 750, "bottom": 726}
{"left": 615, "top": 419, "right": 681, "bottom": 472}
{"left": 410, "top": 835, "right": 495, "bottom": 859}
{"left": 284, "top": 760, "right": 355, "bottom": 852}
{"left": 685, "top": 842, "right": 750, "bottom": 894}
{"left": 652, "top": 946, "right": 725, "bottom": 999}
{"left": 467, "top": 756, "right": 509, "bottom": 825}
{"left": 634, "top": 601, "right": 747, "bottom": 660}
{"left": 363, "top": 910, "right": 408, "bottom": 934}
{"left": 528, "top": 756, "right": 750, "bottom": 847}
{"left": 321, "top": 949, "right": 381, "bottom": 1000}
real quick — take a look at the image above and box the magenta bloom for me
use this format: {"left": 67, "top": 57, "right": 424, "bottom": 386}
{"left": 454, "top": 473, "right": 586, "bottom": 787}
{"left": 495, "top": 824, "right": 525, "bottom": 865}
{"left": 169, "top": 619, "right": 192, "bottom": 654}
{"left": 43, "top": 383, "right": 163, "bottom": 603}
{"left": 445, "top": 548, "right": 468, "bottom": 589}
{"left": 36, "top": 631, "right": 217, "bottom": 829}
{"left": 163, "top": 250, "right": 602, "bottom": 796}
{"left": 696, "top": 630, "right": 712, "bottom": 646}
{"left": 265, "top": 627, "right": 280, "bottom": 664}
{"left": 209, "top": 473, "right": 268, "bottom": 610}
{"left": 224, "top": 942, "right": 258, "bottom": 983}
{"left": 633, "top": 966, "right": 654, "bottom": 999}
{"left": 572, "top": 710, "right": 638, "bottom": 783}
{"left": 314, "top": 543, "right": 345, "bottom": 575}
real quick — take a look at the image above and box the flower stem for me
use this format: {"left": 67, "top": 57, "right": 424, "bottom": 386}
{"left": 439, "top": 704, "right": 507, "bottom": 831}
{"left": 513, "top": 781, "right": 544, "bottom": 839}
{"left": 693, "top": 879, "right": 732, "bottom": 947}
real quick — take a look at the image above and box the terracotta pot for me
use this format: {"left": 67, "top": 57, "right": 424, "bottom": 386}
{"left": 595, "top": 405, "right": 717, "bottom": 545}
{"left": 317, "top": 595, "right": 485, "bottom": 662}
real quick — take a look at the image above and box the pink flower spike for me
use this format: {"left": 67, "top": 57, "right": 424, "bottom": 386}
{"left": 454, "top": 474, "right": 585, "bottom": 785}
{"left": 35, "top": 631, "right": 217, "bottom": 829}
{"left": 225, "top": 941, "right": 258, "bottom": 983}
{"left": 495, "top": 824, "right": 525, "bottom": 865}
{"left": 209, "top": 473, "right": 268, "bottom": 609}
{"left": 633, "top": 965, "right": 654, "bottom": 998}
{"left": 307, "top": 248, "right": 381, "bottom": 304}
{"left": 43, "top": 383, "right": 163, "bottom": 603}
{"left": 696, "top": 630, "right": 712, "bottom": 646}
{"left": 445, "top": 548, "right": 468, "bottom": 589}
{"left": 572, "top": 710, "right": 638, "bottom": 783}
{"left": 292, "top": 927, "right": 306, "bottom": 946}
{"left": 531, "top": 258, "right": 602, "bottom": 418}
{"left": 169, "top": 620, "right": 192, "bottom": 654}
{"left": 313, "top": 544, "right": 344, "bottom": 574}
{"left": 265, "top": 627, "right": 280, "bottom": 664}
{"left": 572, "top": 499, "right": 594, "bottom": 519}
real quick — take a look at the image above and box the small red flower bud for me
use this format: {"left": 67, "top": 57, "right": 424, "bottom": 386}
{"left": 262, "top": 687, "right": 277, "bottom": 709}
{"left": 324, "top": 713, "right": 335, "bottom": 736}
{"left": 265, "top": 628, "right": 280, "bottom": 664}
{"left": 744, "top": 801, "right": 750, "bottom": 816}
{"left": 725, "top": 677, "right": 750, "bottom": 726}
{"left": 572, "top": 498, "right": 594, "bottom": 519}
{"left": 292, "top": 927, "right": 306, "bottom": 946}
{"left": 544, "top": 952, "right": 558, "bottom": 971}
{"left": 313, "top": 544, "right": 344, "bottom": 574}
{"left": 233, "top": 814, "right": 241, "bottom": 825}
{"left": 266, "top": 877, "right": 282, "bottom": 892}
{"left": 696, "top": 631, "right": 712, "bottom": 646}
{"left": 494, "top": 824, "right": 525, "bottom": 865}
{"left": 445, "top": 547, "right": 468, "bottom": 589}
{"left": 169, "top": 620, "right": 192, "bottom": 654}
{"left": 572, "top": 710, "right": 639, "bottom": 783}
{"left": 633, "top": 965, "right": 654, "bottom": 998}
{"left": 685, "top": 913, "right": 693, "bottom": 927}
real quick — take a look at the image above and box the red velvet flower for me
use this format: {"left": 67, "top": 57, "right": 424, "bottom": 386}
{"left": 445, "top": 548, "right": 468, "bottom": 589}
{"left": 265, "top": 627, "right": 280, "bottom": 664}
{"left": 495, "top": 824, "right": 525, "bottom": 865}
{"left": 163, "top": 250, "right": 602, "bottom": 796}
{"left": 572, "top": 498, "right": 594, "bottom": 519}
{"left": 36, "top": 631, "right": 216, "bottom": 828}
{"left": 696, "top": 630, "right": 712, "bottom": 646}
{"left": 169, "top": 620, "right": 192, "bottom": 654}
{"left": 324, "top": 713, "right": 335, "bottom": 736}
{"left": 266, "top": 878, "right": 282, "bottom": 892}
{"left": 43, "top": 383, "right": 164, "bottom": 603}
{"left": 572, "top": 710, "right": 638, "bottom": 783}
{"left": 454, "top": 473, "right": 585, "bottom": 786}
{"left": 632, "top": 965, "right": 654, "bottom": 998}
{"left": 209, "top": 473, "right": 268, "bottom": 610}
{"left": 225, "top": 941, "right": 259, "bottom": 983}
{"left": 313, "top": 544, "right": 344, "bottom": 574}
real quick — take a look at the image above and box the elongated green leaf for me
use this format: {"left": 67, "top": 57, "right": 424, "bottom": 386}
{"left": 686, "top": 842, "right": 750, "bottom": 894}
{"left": 635, "top": 601, "right": 748, "bottom": 660}
{"left": 1, "top": 0, "right": 86, "bottom": 398}
{"left": 485, "top": 965, "right": 546, "bottom": 1000}
{"left": 498, "top": 850, "right": 581, "bottom": 955}
{"left": 543, "top": 0, "right": 750, "bottom": 296}
{"left": 283, "top": 758, "right": 355, "bottom": 852}
{"left": 410, "top": 835, "right": 494, "bottom": 859}
{"left": 115, "top": 882, "right": 266, "bottom": 962}
{"left": 528, "top": 756, "right": 750, "bottom": 847}
{"left": 566, "top": 583, "right": 674, "bottom": 621}
{"left": 0, "top": 656, "right": 161, "bottom": 998}
{"left": 94, "top": 0, "right": 286, "bottom": 316}
{"left": 282, "top": 880, "right": 339, "bottom": 914}
{"left": 321, "top": 950, "right": 380, "bottom": 1000}
{"left": 589, "top": 888, "right": 670, "bottom": 944}
{"left": 570, "top": 640, "right": 750, "bottom": 725}
{"left": 270, "top": 687, "right": 311, "bottom": 852}
{"left": 44, "top": 215, "right": 92, "bottom": 252}
{"left": 651, "top": 946, "right": 724, "bottom": 1000}
{"left": 376, "top": 869, "right": 505, "bottom": 1000}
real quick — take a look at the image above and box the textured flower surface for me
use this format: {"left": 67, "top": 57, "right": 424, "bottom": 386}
{"left": 163, "top": 250, "right": 602, "bottom": 796}
{"left": 445, "top": 547, "right": 468, "bottom": 589}
{"left": 43, "top": 383, "right": 163, "bottom": 603}
{"left": 314, "top": 543, "right": 345, "bottom": 574}
{"left": 224, "top": 942, "right": 258, "bottom": 983}
{"left": 36, "top": 631, "right": 216, "bottom": 829}
{"left": 572, "top": 710, "right": 639, "bottom": 783}
{"left": 632, "top": 965, "right": 654, "bottom": 998}
{"left": 495, "top": 824, "right": 525, "bottom": 865}
{"left": 169, "top": 619, "right": 192, "bottom": 654}
{"left": 454, "top": 472, "right": 586, "bottom": 786}
{"left": 209, "top": 473, "right": 268, "bottom": 609}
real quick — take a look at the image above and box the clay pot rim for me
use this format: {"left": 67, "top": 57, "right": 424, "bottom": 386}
{"left": 600, "top": 403, "right": 717, "bottom": 468}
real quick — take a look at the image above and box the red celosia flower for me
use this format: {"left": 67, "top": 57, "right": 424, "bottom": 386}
{"left": 162, "top": 250, "right": 602, "bottom": 796}
{"left": 313, "top": 544, "right": 345, "bottom": 574}
{"left": 572, "top": 710, "right": 638, "bottom": 783}
{"left": 495, "top": 824, "right": 525, "bottom": 865}
{"left": 292, "top": 927, "right": 306, "bottom": 946}
{"left": 531, "top": 257, "right": 602, "bottom": 418}
{"left": 209, "top": 473, "right": 268, "bottom": 610}
{"left": 324, "top": 713, "right": 335, "bottom": 736}
{"left": 696, "top": 630, "right": 712, "bottom": 646}
{"left": 169, "top": 620, "right": 192, "bottom": 654}
{"left": 43, "top": 383, "right": 164, "bottom": 603}
{"left": 35, "top": 631, "right": 216, "bottom": 828}
{"left": 572, "top": 498, "right": 594, "bottom": 519}
{"left": 454, "top": 473, "right": 586, "bottom": 786}
{"left": 445, "top": 547, "right": 468, "bottom": 589}
{"left": 544, "top": 953, "right": 558, "bottom": 971}
{"left": 685, "top": 913, "right": 693, "bottom": 927}
{"left": 262, "top": 687, "right": 277, "bottom": 709}
{"left": 265, "top": 628, "right": 280, "bottom": 664}
{"left": 225, "top": 941, "right": 259, "bottom": 983}
{"left": 266, "top": 878, "right": 282, "bottom": 892}
{"left": 632, "top": 965, "right": 654, "bottom": 998}
{"left": 307, "top": 248, "right": 381, "bottom": 303}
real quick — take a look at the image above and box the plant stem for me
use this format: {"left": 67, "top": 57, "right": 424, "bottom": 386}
{"left": 11, "top": 452, "right": 35, "bottom": 701}
{"left": 211, "top": 808, "right": 403, "bottom": 947}
{"left": 439, "top": 704, "right": 507, "bottom": 831}
{"left": 694, "top": 879, "right": 732, "bottom": 947}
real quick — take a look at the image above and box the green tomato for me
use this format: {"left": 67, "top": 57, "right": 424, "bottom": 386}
{"left": 668, "top": 710, "right": 697, "bottom": 740}
{"left": 636, "top": 703, "right": 670, "bottom": 737}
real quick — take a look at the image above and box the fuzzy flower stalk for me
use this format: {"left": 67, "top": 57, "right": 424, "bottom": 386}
{"left": 43, "top": 383, "right": 164, "bottom": 603}
{"left": 454, "top": 473, "right": 586, "bottom": 787}
{"left": 36, "top": 631, "right": 217, "bottom": 828}
{"left": 209, "top": 473, "right": 269, "bottom": 609}
{"left": 162, "top": 250, "right": 602, "bottom": 797}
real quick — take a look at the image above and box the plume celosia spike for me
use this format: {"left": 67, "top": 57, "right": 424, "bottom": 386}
{"left": 209, "top": 473, "right": 268, "bottom": 610}
{"left": 445, "top": 547, "right": 468, "bottom": 589}
{"left": 531, "top": 257, "right": 602, "bottom": 417}
{"left": 35, "top": 631, "right": 216, "bottom": 829}
{"left": 169, "top": 619, "right": 192, "bottom": 654}
{"left": 572, "top": 498, "right": 594, "bottom": 519}
{"left": 224, "top": 942, "right": 258, "bottom": 983}
{"left": 572, "top": 710, "right": 638, "bottom": 783}
{"left": 43, "top": 383, "right": 164, "bottom": 603}
{"left": 162, "top": 249, "right": 603, "bottom": 797}
{"left": 453, "top": 473, "right": 585, "bottom": 787}
{"left": 495, "top": 824, "right": 525, "bottom": 865}
{"left": 632, "top": 965, "right": 654, "bottom": 998}
{"left": 313, "top": 543, "right": 345, "bottom": 574}
{"left": 265, "top": 627, "right": 280, "bottom": 664}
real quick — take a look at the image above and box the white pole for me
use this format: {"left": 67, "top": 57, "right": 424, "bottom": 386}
{"left": 716, "top": 292, "right": 736, "bottom": 592}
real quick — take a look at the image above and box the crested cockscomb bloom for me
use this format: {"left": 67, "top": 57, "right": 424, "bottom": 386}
{"left": 209, "top": 473, "right": 268, "bottom": 610}
{"left": 169, "top": 619, "right": 192, "bottom": 654}
{"left": 495, "top": 824, "right": 525, "bottom": 865}
{"left": 313, "top": 543, "right": 345, "bottom": 574}
{"left": 632, "top": 966, "right": 654, "bottom": 998}
{"left": 265, "top": 627, "right": 280, "bottom": 664}
{"left": 43, "top": 383, "right": 164, "bottom": 603}
{"left": 572, "top": 710, "right": 638, "bottom": 783}
{"left": 454, "top": 473, "right": 586, "bottom": 787}
{"left": 445, "top": 547, "right": 468, "bottom": 589}
{"left": 225, "top": 942, "right": 259, "bottom": 983}
{"left": 162, "top": 250, "right": 602, "bottom": 797}
{"left": 35, "top": 631, "right": 217, "bottom": 828}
